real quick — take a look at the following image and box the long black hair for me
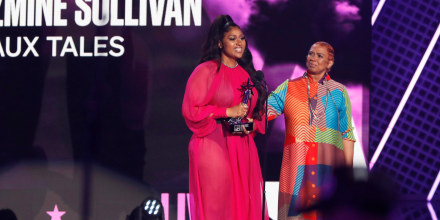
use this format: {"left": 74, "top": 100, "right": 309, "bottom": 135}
{"left": 200, "top": 15, "right": 267, "bottom": 120}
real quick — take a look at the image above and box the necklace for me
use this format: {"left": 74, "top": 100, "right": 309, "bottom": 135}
{"left": 222, "top": 61, "right": 238, "bottom": 68}
{"left": 304, "top": 72, "right": 341, "bottom": 132}
{"left": 305, "top": 73, "right": 329, "bottom": 125}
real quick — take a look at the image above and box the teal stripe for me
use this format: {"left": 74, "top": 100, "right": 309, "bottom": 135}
{"left": 342, "top": 87, "right": 356, "bottom": 141}
{"left": 268, "top": 79, "right": 288, "bottom": 115}
{"left": 292, "top": 165, "right": 305, "bottom": 196}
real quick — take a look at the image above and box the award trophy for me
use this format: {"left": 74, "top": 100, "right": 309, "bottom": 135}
{"left": 223, "top": 78, "right": 254, "bottom": 133}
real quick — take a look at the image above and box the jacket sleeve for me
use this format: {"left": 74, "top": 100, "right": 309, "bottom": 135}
{"left": 267, "top": 79, "right": 288, "bottom": 121}
{"left": 339, "top": 86, "right": 356, "bottom": 142}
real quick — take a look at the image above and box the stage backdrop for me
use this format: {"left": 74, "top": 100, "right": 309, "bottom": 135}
{"left": 369, "top": 0, "right": 440, "bottom": 219}
{"left": 0, "top": 0, "right": 370, "bottom": 219}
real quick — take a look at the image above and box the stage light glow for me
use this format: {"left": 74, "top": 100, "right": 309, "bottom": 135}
{"left": 46, "top": 204, "right": 66, "bottom": 220}
{"left": 371, "top": 0, "right": 387, "bottom": 26}
{"left": 161, "top": 193, "right": 169, "bottom": 220}
{"left": 369, "top": 22, "right": 440, "bottom": 170}
{"left": 428, "top": 170, "right": 440, "bottom": 202}
{"left": 177, "top": 193, "right": 186, "bottom": 220}
{"left": 186, "top": 193, "right": 191, "bottom": 220}
{"left": 127, "top": 197, "right": 164, "bottom": 220}
{"left": 428, "top": 202, "right": 438, "bottom": 220}
{"left": 265, "top": 181, "right": 279, "bottom": 220}
{"left": 142, "top": 198, "right": 162, "bottom": 218}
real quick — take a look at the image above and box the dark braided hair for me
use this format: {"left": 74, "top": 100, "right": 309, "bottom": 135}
{"left": 200, "top": 15, "right": 267, "bottom": 120}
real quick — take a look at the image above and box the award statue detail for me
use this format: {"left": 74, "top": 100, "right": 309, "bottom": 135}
{"left": 224, "top": 78, "right": 254, "bottom": 133}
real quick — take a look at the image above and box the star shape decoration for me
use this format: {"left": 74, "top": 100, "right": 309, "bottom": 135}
{"left": 46, "top": 204, "right": 66, "bottom": 220}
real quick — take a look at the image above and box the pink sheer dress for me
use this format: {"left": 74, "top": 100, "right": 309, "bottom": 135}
{"left": 182, "top": 60, "right": 268, "bottom": 220}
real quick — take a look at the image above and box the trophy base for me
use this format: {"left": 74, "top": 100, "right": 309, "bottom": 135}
{"left": 228, "top": 122, "right": 254, "bottom": 133}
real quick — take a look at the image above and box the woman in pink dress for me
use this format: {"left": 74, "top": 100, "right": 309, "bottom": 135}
{"left": 182, "top": 15, "right": 268, "bottom": 220}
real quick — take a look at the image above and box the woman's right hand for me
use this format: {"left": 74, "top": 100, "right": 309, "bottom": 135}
{"left": 226, "top": 103, "right": 248, "bottom": 118}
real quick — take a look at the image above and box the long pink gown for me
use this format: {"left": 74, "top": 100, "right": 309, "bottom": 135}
{"left": 182, "top": 60, "right": 267, "bottom": 220}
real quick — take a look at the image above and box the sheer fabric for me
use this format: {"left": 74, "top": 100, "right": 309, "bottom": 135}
{"left": 182, "top": 60, "right": 267, "bottom": 220}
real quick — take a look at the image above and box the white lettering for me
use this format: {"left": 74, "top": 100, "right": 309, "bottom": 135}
{"left": 79, "top": 36, "right": 93, "bottom": 57}
{"left": 60, "top": 36, "right": 78, "bottom": 56}
{"left": 23, "top": 37, "right": 39, "bottom": 57}
{"left": 109, "top": 36, "right": 124, "bottom": 57}
{"left": 5, "top": 0, "right": 27, "bottom": 26}
{"left": 0, "top": 41, "right": 4, "bottom": 57}
{"left": 75, "top": 0, "right": 92, "bottom": 26}
{"left": 45, "top": 36, "right": 125, "bottom": 57}
{"left": 6, "top": 37, "right": 21, "bottom": 57}
{"left": 0, "top": 0, "right": 3, "bottom": 26}
{"left": 110, "top": 0, "right": 123, "bottom": 26}
{"left": 35, "top": 0, "right": 53, "bottom": 26}
{"left": 184, "top": 0, "right": 201, "bottom": 26}
{"left": 0, "top": 0, "right": 203, "bottom": 27}
{"left": 53, "top": 0, "right": 67, "bottom": 26}
{"left": 125, "top": 0, "right": 138, "bottom": 26}
{"left": 164, "top": 0, "right": 182, "bottom": 26}
{"left": 139, "top": 0, "right": 147, "bottom": 26}
{"left": 46, "top": 36, "right": 63, "bottom": 56}
{"left": 150, "top": 0, "right": 165, "bottom": 26}
{"left": 92, "top": 0, "right": 109, "bottom": 26}
{"left": 27, "top": 0, "right": 35, "bottom": 26}
{"left": 94, "top": 36, "right": 108, "bottom": 56}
